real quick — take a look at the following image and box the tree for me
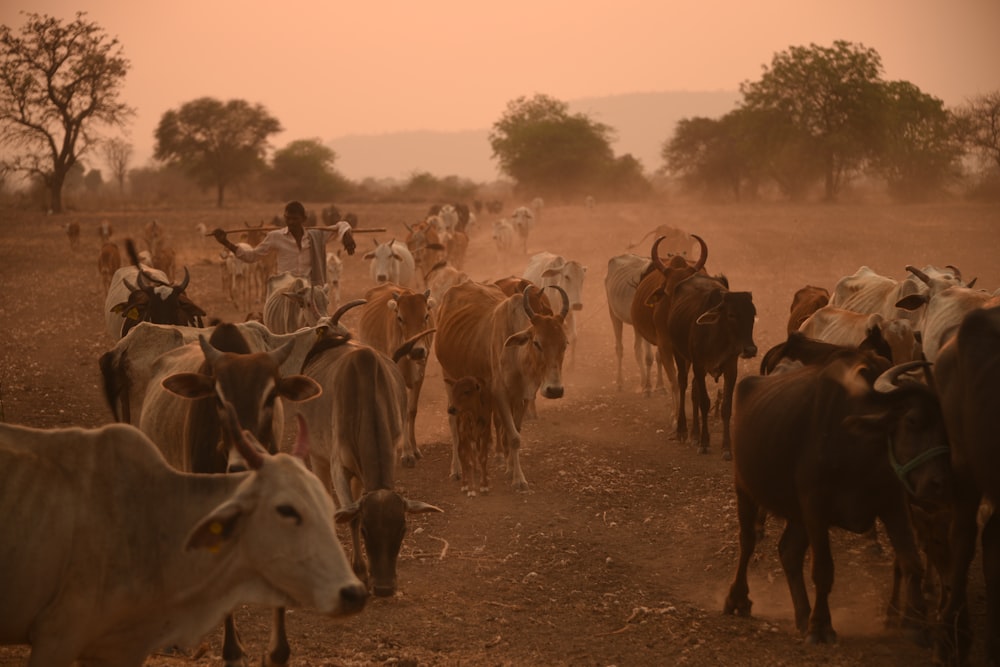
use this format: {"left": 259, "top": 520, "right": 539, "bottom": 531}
{"left": 102, "top": 137, "right": 132, "bottom": 196}
{"left": 872, "top": 81, "right": 963, "bottom": 202}
{"left": 0, "top": 12, "right": 133, "bottom": 213}
{"left": 154, "top": 97, "right": 281, "bottom": 207}
{"left": 267, "top": 138, "right": 348, "bottom": 201}
{"left": 489, "top": 94, "right": 616, "bottom": 200}
{"left": 959, "top": 91, "right": 1000, "bottom": 170}
{"left": 740, "top": 41, "right": 885, "bottom": 201}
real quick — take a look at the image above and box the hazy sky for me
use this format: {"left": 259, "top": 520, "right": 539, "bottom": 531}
{"left": 3, "top": 1, "right": 999, "bottom": 175}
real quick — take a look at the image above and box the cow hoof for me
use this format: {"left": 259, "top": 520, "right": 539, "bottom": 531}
{"left": 450, "top": 472, "right": 461, "bottom": 481}
{"left": 805, "top": 627, "right": 837, "bottom": 645}
{"left": 466, "top": 490, "right": 477, "bottom": 497}
{"left": 512, "top": 480, "right": 529, "bottom": 492}
{"left": 723, "top": 595, "right": 752, "bottom": 618}
{"left": 480, "top": 486, "right": 489, "bottom": 495}
{"left": 401, "top": 455, "right": 416, "bottom": 468}
{"left": 697, "top": 446, "right": 709, "bottom": 455}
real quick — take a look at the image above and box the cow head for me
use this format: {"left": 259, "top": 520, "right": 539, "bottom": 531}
{"left": 365, "top": 239, "right": 405, "bottom": 283}
{"left": 387, "top": 289, "right": 435, "bottom": 362}
{"left": 112, "top": 266, "right": 206, "bottom": 337}
{"left": 695, "top": 289, "right": 759, "bottom": 359}
{"left": 506, "top": 286, "right": 570, "bottom": 399}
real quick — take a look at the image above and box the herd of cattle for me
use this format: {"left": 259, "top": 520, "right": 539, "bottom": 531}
{"left": 2, "top": 203, "right": 998, "bottom": 666}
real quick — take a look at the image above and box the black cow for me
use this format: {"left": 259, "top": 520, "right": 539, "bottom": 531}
{"left": 933, "top": 304, "right": 1000, "bottom": 665}
{"left": 759, "top": 329, "right": 893, "bottom": 376}
{"left": 666, "top": 272, "right": 757, "bottom": 458}
{"left": 724, "top": 352, "right": 950, "bottom": 645}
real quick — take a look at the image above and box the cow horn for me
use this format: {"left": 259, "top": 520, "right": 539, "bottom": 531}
{"left": 136, "top": 269, "right": 149, "bottom": 290}
{"left": 550, "top": 285, "right": 570, "bottom": 319}
{"left": 331, "top": 298, "right": 367, "bottom": 325}
{"left": 905, "top": 265, "right": 931, "bottom": 286}
{"left": 221, "top": 400, "right": 266, "bottom": 470}
{"left": 392, "top": 328, "right": 437, "bottom": 363}
{"left": 522, "top": 286, "right": 536, "bottom": 318}
{"left": 651, "top": 236, "right": 667, "bottom": 272}
{"left": 945, "top": 264, "right": 962, "bottom": 281}
{"left": 198, "top": 335, "right": 225, "bottom": 367}
{"left": 123, "top": 278, "right": 139, "bottom": 293}
{"left": 873, "top": 360, "right": 932, "bottom": 393}
{"left": 268, "top": 339, "right": 296, "bottom": 367}
{"left": 691, "top": 234, "right": 708, "bottom": 272}
{"left": 174, "top": 266, "right": 190, "bottom": 293}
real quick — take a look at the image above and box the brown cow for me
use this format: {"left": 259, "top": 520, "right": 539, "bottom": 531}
{"left": 435, "top": 281, "right": 569, "bottom": 490}
{"left": 446, "top": 376, "right": 493, "bottom": 496}
{"left": 297, "top": 332, "right": 442, "bottom": 597}
{"left": 97, "top": 242, "right": 121, "bottom": 294}
{"left": 64, "top": 221, "right": 80, "bottom": 250}
{"left": 357, "top": 283, "right": 436, "bottom": 467}
{"left": 787, "top": 285, "right": 830, "bottom": 333}
{"left": 725, "top": 355, "right": 950, "bottom": 645}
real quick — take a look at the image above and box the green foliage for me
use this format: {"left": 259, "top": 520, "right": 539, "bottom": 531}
{"left": 490, "top": 94, "right": 636, "bottom": 200}
{"left": 266, "top": 138, "right": 349, "bottom": 201}
{"left": 154, "top": 97, "right": 281, "bottom": 208}
{"left": 739, "top": 41, "right": 885, "bottom": 200}
{"left": 0, "top": 12, "right": 133, "bottom": 213}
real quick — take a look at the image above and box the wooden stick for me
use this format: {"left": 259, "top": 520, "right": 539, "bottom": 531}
{"left": 205, "top": 226, "right": 386, "bottom": 236}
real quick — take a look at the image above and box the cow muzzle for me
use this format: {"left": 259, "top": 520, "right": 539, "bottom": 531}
{"left": 541, "top": 386, "right": 564, "bottom": 399}
{"left": 741, "top": 345, "right": 758, "bottom": 359}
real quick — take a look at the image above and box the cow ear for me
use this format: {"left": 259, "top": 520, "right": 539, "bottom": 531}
{"left": 363, "top": 251, "right": 375, "bottom": 260}
{"left": 186, "top": 500, "right": 247, "bottom": 553}
{"left": 895, "top": 294, "right": 928, "bottom": 311}
{"left": 163, "top": 372, "right": 215, "bottom": 399}
{"left": 277, "top": 375, "right": 322, "bottom": 402}
{"left": 404, "top": 498, "right": 444, "bottom": 514}
{"left": 334, "top": 502, "right": 361, "bottom": 524}
{"left": 504, "top": 330, "right": 532, "bottom": 348}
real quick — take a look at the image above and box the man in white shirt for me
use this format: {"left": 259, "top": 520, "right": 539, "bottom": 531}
{"left": 212, "top": 201, "right": 356, "bottom": 283}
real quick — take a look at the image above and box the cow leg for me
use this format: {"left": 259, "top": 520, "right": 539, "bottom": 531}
{"left": 222, "top": 613, "right": 247, "bottom": 666}
{"left": 692, "top": 369, "right": 711, "bottom": 454}
{"left": 266, "top": 607, "right": 290, "bottom": 667}
{"left": 982, "top": 508, "right": 1000, "bottom": 665}
{"left": 724, "top": 487, "right": 759, "bottom": 618}
{"left": 803, "top": 523, "right": 837, "bottom": 644}
{"left": 719, "top": 361, "right": 737, "bottom": 461}
{"left": 477, "top": 432, "right": 491, "bottom": 494}
{"left": 637, "top": 335, "right": 654, "bottom": 396}
{"left": 776, "top": 521, "right": 812, "bottom": 635}
{"left": 443, "top": 379, "right": 462, "bottom": 480}
{"left": 401, "top": 379, "right": 423, "bottom": 468}
{"left": 937, "top": 492, "right": 979, "bottom": 665}
{"left": 495, "top": 389, "right": 528, "bottom": 491}
{"left": 880, "top": 501, "right": 928, "bottom": 644}
{"left": 673, "top": 355, "right": 690, "bottom": 442}
{"left": 610, "top": 311, "right": 624, "bottom": 390}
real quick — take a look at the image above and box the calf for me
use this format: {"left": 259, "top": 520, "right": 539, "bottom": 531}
{"left": 264, "top": 272, "right": 329, "bottom": 334}
{"left": 724, "top": 354, "right": 949, "bottom": 645}
{"left": 787, "top": 284, "right": 830, "bottom": 333}
{"left": 298, "top": 334, "right": 443, "bottom": 597}
{"left": 0, "top": 407, "right": 366, "bottom": 666}
{"left": 446, "top": 376, "right": 493, "bottom": 496}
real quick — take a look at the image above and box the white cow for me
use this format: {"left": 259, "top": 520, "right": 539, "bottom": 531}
{"left": 830, "top": 264, "right": 968, "bottom": 330}
{"left": 0, "top": 417, "right": 366, "bottom": 666}
{"left": 510, "top": 206, "right": 535, "bottom": 254}
{"left": 326, "top": 250, "right": 344, "bottom": 310}
{"left": 523, "top": 252, "right": 587, "bottom": 368}
{"left": 264, "top": 272, "right": 330, "bottom": 334}
{"left": 364, "top": 239, "right": 416, "bottom": 288}
{"left": 492, "top": 219, "right": 516, "bottom": 269}
{"left": 104, "top": 264, "right": 205, "bottom": 341}
{"left": 604, "top": 253, "right": 658, "bottom": 392}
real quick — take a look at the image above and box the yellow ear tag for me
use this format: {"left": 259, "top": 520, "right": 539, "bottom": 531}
{"left": 126, "top": 307, "right": 140, "bottom": 320}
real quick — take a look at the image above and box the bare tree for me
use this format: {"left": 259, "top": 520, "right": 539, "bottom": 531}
{"left": 103, "top": 137, "right": 133, "bottom": 196}
{"left": 960, "top": 91, "right": 1000, "bottom": 170}
{"left": 0, "top": 12, "right": 133, "bottom": 213}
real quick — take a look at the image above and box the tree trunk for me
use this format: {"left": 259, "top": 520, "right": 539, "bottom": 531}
{"left": 47, "top": 173, "right": 65, "bottom": 214}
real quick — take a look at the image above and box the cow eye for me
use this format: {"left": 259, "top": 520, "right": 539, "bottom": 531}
{"left": 276, "top": 504, "right": 302, "bottom": 525}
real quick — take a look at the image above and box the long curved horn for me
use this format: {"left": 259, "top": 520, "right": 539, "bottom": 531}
{"left": 905, "top": 265, "right": 931, "bottom": 286}
{"left": 945, "top": 264, "right": 962, "bottom": 281}
{"left": 651, "top": 236, "right": 667, "bottom": 272}
{"left": 173, "top": 266, "right": 190, "bottom": 293}
{"left": 392, "top": 328, "right": 437, "bottom": 363}
{"left": 198, "top": 335, "right": 225, "bottom": 368}
{"left": 522, "top": 286, "right": 536, "bottom": 319}
{"left": 550, "top": 285, "right": 570, "bottom": 319}
{"left": 690, "top": 234, "right": 708, "bottom": 272}
{"left": 123, "top": 278, "right": 139, "bottom": 293}
{"left": 331, "top": 298, "right": 367, "bottom": 325}
{"left": 873, "top": 360, "right": 932, "bottom": 393}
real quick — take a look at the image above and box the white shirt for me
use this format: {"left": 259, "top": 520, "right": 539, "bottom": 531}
{"left": 234, "top": 221, "right": 350, "bottom": 279}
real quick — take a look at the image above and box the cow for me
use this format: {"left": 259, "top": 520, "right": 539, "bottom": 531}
{"left": 263, "top": 272, "right": 330, "bottom": 335}
{"left": 64, "top": 221, "right": 80, "bottom": 250}
{"left": 799, "top": 306, "right": 921, "bottom": 365}
{"left": 0, "top": 406, "right": 366, "bottom": 666}
{"left": 492, "top": 218, "right": 516, "bottom": 268}
{"left": 446, "top": 229, "right": 470, "bottom": 269}
{"left": 97, "top": 241, "right": 121, "bottom": 294}
{"left": 98, "top": 301, "right": 365, "bottom": 427}
{"left": 98, "top": 218, "right": 113, "bottom": 243}
{"left": 104, "top": 261, "right": 206, "bottom": 341}
{"left": 446, "top": 376, "right": 493, "bottom": 496}
{"left": 724, "top": 355, "right": 951, "bottom": 646}
{"left": 896, "top": 284, "right": 997, "bottom": 364}
{"left": 297, "top": 332, "right": 443, "bottom": 597}
{"left": 759, "top": 330, "right": 892, "bottom": 377}
{"left": 435, "top": 281, "right": 570, "bottom": 490}
{"left": 139, "top": 324, "right": 324, "bottom": 666}
{"left": 830, "top": 264, "right": 968, "bottom": 330}
{"left": 364, "top": 238, "right": 416, "bottom": 288}
{"left": 404, "top": 219, "right": 447, "bottom": 283}
{"left": 510, "top": 206, "right": 534, "bottom": 254}
{"left": 933, "top": 304, "right": 1000, "bottom": 665}
{"left": 605, "top": 253, "right": 656, "bottom": 393}
{"left": 632, "top": 234, "right": 709, "bottom": 411}
{"left": 523, "top": 252, "right": 587, "bottom": 368}
{"left": 787, "top": 285, "right": 830, "bottom": 334}
{"left": 666, "top": 271, "right": 757, "bottom": 458}
{"left": 357, "top": 283, "right": 436, "bottom": 468}
{"left": 326, "top": 250, "right": 343, "bottom": 309}
{"left": 220, "top": 237, "right": 258, "bottom": 313}
{"left": 424, "top": 260, "right": 469, "bottom": 306}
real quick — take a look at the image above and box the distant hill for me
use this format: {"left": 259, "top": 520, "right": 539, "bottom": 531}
{"left": 327, "top": 90, "right": 739, "bottom": 183}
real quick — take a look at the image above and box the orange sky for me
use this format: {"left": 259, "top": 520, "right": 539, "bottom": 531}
{"left": 3, "top": 0, "right": 999, "bottom": 175}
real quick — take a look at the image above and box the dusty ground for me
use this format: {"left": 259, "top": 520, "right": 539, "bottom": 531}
{"left": 0, "top": 199, "right": 997, "bottom": 666}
